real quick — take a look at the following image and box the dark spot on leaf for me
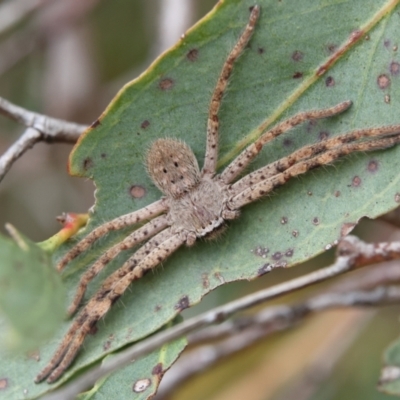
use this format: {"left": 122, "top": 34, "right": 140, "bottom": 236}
{"left": 384, "top": 39, "right": 391, "bottom": 48}
{"left": 292, "top": 50, "right": 304, "bottom": 61}
{"left": 293, "top": 71, "right": 303, "bottom": 79}
{"left": 88, "top": 325, "right": 98, "bottom": 335}
{"left": 141, "top": 120, "right": 150, "bottom": 129}
{"left": 26, "top": 349, "right": 40, "bottom": 361}
{"left": 101, "top": 153, "right": 107, "bottom": 158}
{"left": 335, "top": 190, "right": 341, "bottom": 197}
{"left": 341, "top": 222, "right": 356, "bottom": 237}
{"left": 257, "top": 263, "right": 272, "bottom": 276}
{"left": 154, "top": 305, "right": 162, "bottom": 312}
{"left": 352, "top": 176, "right": 362, "bottom": 187}
{"left": 308, "top": 191, "right": 313, "bottom": 196}
{"left": 251, "top": 246, "right": 269, "bottom": 258}
{"left": 83, "top": 157, "right": 93, "bottom": 170}
{"left": 186, "top": 48, "right": 199, "bottom": 61}
{"left": 325, "top": 76, "right": 335, "bottom": 87}
{"left": 395, "top": 193, "right": 400, "bottom": 203}
{"left": 103, "top": 334, "right": 114, "bottom": 351}
{"left": 152, "top": 363, "right": 164, "bottom": 376}
{"left": 0, "top": 378, "right": 8, "bottom": 390}
{"left": 327, "top": 43, "right": 337, "bottom": 53}
{"left": 202, "top": 273, "right": 210, "bottom": 289}
{"left": 283, "top": 138, "right": 293, "bottom": 147}
{"left": 319, "top": 131, "right": 329, "bottom": 141}
{"left": 312, "top": 217, "right": 320, "bottom": 225}
{"left": 390, "top": 61, "right": 400, "bottom": 76}
{"left": 133, "top": 378, "right": 151, "bottom": 393}
{"left": 377, "top": 74, "right": 390, "bottom": 89}
{"left": 90, "top": 119, "right": 101, "bottom": 128}
{"left": 130, "top": 185, "right": 146, "bottom": 199}
{"left": 175, "top": 295, "right": 190, "bottom": 311}
{"left": 272, "top": 252, "right": 282, "bottom": 260}
{"left": 285, "top": 248, "right": 294, "bottom": 257}
{"left": 281, "top": 216, "right": 288, "bottom": 224}
{"left": 367, "top": 159, "right": 379, "bottom": 173}
{"left": 257, "top": 47, "right": 265, "bottom": 54}
{"left": 292, "top": 230, "right": 299, "bottom": 237}
{"left": 274, "top": 260, "right": 288, "bottom": 268}
{"left": 306, "top": 119, "right": 317, "bottom": 132}
{"left": 159, "top": 78, "right": 174, "bottom": 90}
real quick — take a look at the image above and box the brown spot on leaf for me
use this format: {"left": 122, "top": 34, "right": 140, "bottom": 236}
{"left": 252, "top": 246, "right": 269, "bottom": 258}
{"left": 152, "top": 363, "right": 164, "bottom": 376}
{"left": 0, "top": 379, "right": 7, "bottom": 390}
{"left": 292, "top": 50, "right": 304, "bottom": 61}
{"left": 186, "top": 48, "right": 199, "bottom": 61}
{"left": 367, "top": 159, "right": 379, "bottom": 173}
{"left": 384, "top": 39, "right": 391, "bottom": 48}
{"left": 141, "top": 120, "right": 150, "bottom": 129}
{"left": 283, "top": 138, "right": 293, "bottom": 147}
{"left": 334, "top": 190, "right": 341, "bottom": 197}
{"left": 285, "top": 248, "right": 294, "bottom": 257}
{"left": 395, "top": 193, "right": 400, "bottom": 203}
{"left": 88, "top": 325, "right": 98, "bottom": 335}
{"left": 159, "top": 78, "right": 174, "bottom": 90}
{"left": 83, "top": 157, "right": 93, "bottom": 170}
{"left": 257, "top": 47, "right": 265, "bottom": 54}
{"left": 319, "top": 131, "right": 329, "bottom": 141}
{"left": 214, "top": 272, "right": 225, "bottom": 283}
{"left": 325, "top": 76, "right": 335, "bottom": 87}
{"left": 202, "top": 273, "right": 210, "bottom": 289}
{"left": 133, "top": 378, "right": 151, "bottom": 393}
{"left": 90, "top": 119, "right": 101, "bottom": 128}
{"left": 312, "top": 217, "right": 320, "bottom": 225}
{"left": 130, "top": 185, "right": 146, "bottom": 199}
{"left": 327, "top": 43, "right": 337, "bottom": 53}
{"left": 377, "top": 74, "right": 391, "bottom": 89}
{"left": 175, "top": 295, "right": 190, "bottom": 311}
{"left": 103, "top": 334, "right": 114, "bottom": 351}
{"left": 272, "top": 251, "right": 282, "bottom": 260}
{"left": 341, "top": 222, "right": 356, "bottom": 237}
{"left": 293, "top": 71, "right": 303, "bottom": 79}
{"left": 292, "top": 230, "right": 299, "bottom": 237}
{"left": 281, "top": 216, "right": 288, "bottom": 224}
{"left": 257, "top": 263, "right": 272, "bottom": 276}
{"left": 155, "top": 305, "right": 162, "bottom": 312}
{"left": 352, "top": 176, "right": 362, "bottom": 187}
{"left": 390, "top": 61, "right": 400, "bottom": 76}
{"left": 385, "top": 94, "right": 391, "bottom": 104}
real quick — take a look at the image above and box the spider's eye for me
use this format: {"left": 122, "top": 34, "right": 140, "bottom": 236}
{"left": 163, "top": 168, "right": 168, "bottom": 173}
{"left": 174, "top": 162, "right": 179, "bottom": 167}
{"left": 170, "top": 180, "right": 175, "bottom": 184}
{"left": 180, "top": 176, "right": 184, "bottom": 180}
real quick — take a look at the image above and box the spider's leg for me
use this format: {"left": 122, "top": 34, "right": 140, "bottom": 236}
{"left": 232, "top": 124, "right": 400, "bottom": 194}
{"left": 36, "top": 229, "right": 184, "bottom": 383}
{"left": 220, "top": 101, "right": 352, "bottom": 184}
{"left": 57, "top": 198, "right": 168, "bottom": 271}
{"left": 68, "top": 215, "right": 169, "bottom": 316}
{"left": 202, "top": 5, "right": 260, "bottom": 177}
{"left": 230, "top": 133, "right": 400, "bottom": 209}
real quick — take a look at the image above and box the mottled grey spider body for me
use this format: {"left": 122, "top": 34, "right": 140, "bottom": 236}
{"left": 35, "top": 5, "right": 400, "bottom": 384}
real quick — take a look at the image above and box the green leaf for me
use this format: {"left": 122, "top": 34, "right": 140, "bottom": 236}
{"left": 379, "top": 336, "right": 400, "bottom": 396}
{"left": 0, "top": 226, "right": 65, "bottom": 352}
{"left": 2, "top": 0, "right": 400, "bottom": 398}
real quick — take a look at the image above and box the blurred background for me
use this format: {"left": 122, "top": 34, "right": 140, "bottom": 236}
{"left": 0, "top": 1, "right": 400, "bottom": 399}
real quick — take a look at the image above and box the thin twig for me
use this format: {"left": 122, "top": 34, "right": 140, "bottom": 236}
{"left": 41, "top": 235, "right": 400, "bottom": 400}
{"left": 157, "top": 286, "right": 400, "bottom": 398}
{"left": 0, "top": 96, "right": 87, "bottom": 182}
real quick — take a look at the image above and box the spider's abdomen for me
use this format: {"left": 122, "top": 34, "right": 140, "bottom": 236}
{"left": 168, "top": 178, "right": 226, "bottom": 239}
{"left": 147, "top": 138, "right": 201, "bottom": 198}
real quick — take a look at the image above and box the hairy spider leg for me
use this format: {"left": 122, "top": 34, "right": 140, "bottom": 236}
{"left": 202, "top": 5, "right": 260, "bottom": 177}
{"left": 220, "top": 100, "right": 352, "bottom": 184}
{"left": 230, "top": 134, "right": 400, "bottom": 209}
{"left": 232, "top": 124, "right": 400, "bottom": 194}
{"left": 68, "top": 215, "right": 169, "bottom": 316}
{"left": 57, "top": 199, "right": 168, "bottom": 271}
{"left": 35, "top": 228, "right": 184, "bottom": 383}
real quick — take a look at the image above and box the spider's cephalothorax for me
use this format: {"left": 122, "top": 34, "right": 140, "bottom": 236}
{"left": 36, "top": 5, "right": 400, "bottom": 383}
{"left": 147, "top": 138, "right": 236, "bottom": 245}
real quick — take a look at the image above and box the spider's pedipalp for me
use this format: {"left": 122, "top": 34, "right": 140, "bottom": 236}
{"left": 230, "top": 132, "right": 400, "bottom": 209}
{"left": 202, "top": 5, "right": 260, "bottom": 177}
{"left": 57, "top": 199, "right": 168, "bottom": 271}
{"left": 221, "top": 100, "right": 352, "bottom": 184}
{"left": 36, "top": 229, "right": 184, "bottom": 383}
{"left": 232, "top": 123, "right": 400, "bottom": 194}
{"left": 68, "top": 215, "right": 169, "bottom": 316}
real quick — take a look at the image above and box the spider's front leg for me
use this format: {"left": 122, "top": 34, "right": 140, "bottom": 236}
{"left": 57, "top": 199, "right": 168, "bottom": 271}
{"left": 35, "top": 228, "right": 185, "bottom": 383}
